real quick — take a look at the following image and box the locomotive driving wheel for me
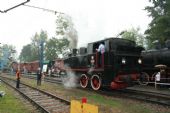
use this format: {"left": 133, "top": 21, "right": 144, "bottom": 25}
{"left": 91, "top": 74, "right": 102, "bottom": 90}
{"left": 138, "top": 72, "right": 149, "bottom": 85}
{"left": 80, "top": 74, "right": 88, "bottom": 88}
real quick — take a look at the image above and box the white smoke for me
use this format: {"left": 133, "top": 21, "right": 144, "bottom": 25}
{"left": 56, "top": 14, "right": 78, "bottom": 49}
{"left": 65, "top": 15, "right": 78, "bottom": 49}
{"left": 61, "top": 65, "right": 78, "bottom": 88}
{"left": 87, "top": 67, "right": 94, "bottom": 75}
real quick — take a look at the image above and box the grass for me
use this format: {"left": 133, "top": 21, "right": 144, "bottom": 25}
{"left": 0, "top": 82, "right": 37, "bottom": 113}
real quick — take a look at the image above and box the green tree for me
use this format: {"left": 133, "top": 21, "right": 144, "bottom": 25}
{"left": 56, "top": 14, "right": 78, "bottom": 49}
{"left": 45, "top": 37, "right": 58, "bottom": 61}
{"left": 121, "top": 27, "right": 146, "bottom": 48}
{"left": 19, "top": 30, "right": 48, "bottom": 62}
{"left": 31, "top": 30, "right": 48, "bottom": 61}
{"left": 0, "top": 44, "right": 16, "bottom": 68}
{"left": 145, "top": 0, "right": 170, "bottom": 48}
{"left": 19, "top": 44, "right": 32, "bottom": 62}
{"left": 45, "top": 37, "right": 69, "bottom": 60}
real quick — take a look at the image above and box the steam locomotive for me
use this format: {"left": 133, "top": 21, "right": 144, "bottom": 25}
{"left": 59, "top": 38, "right": 144, "bottom": 90}
{"left": 141, "top": 40, "right": 170, "bottom": 84}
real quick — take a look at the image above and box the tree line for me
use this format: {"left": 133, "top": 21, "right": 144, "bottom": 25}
{"left": 19, "top": 14, "right": 77, "bottom": 62}
{"left": 122, "top": 0, "right": 170, "bottom": 49}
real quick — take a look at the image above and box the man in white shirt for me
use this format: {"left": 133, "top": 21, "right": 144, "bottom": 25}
{"left": 97, "top": 43, "right": 105, "bottom": 54}
{"left": 155, "top": 72, "right": 161, "bottom": 89}
{"left": 155, "top": 72, "right": 161, "bottom": 82}
{"left": 96, "top": 42, "right": 105, "bottom": 67}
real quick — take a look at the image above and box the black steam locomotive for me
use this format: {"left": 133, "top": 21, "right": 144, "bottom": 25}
{"left": 60, "top": 38, "right": 144, "bottom": 90}
{"left": 141, "top": 40, "right": 170, "bottom": 84}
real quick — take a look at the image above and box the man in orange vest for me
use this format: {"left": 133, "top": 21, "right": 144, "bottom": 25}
{"left": 16, "top": 69, "right": 21, "bottom": 88}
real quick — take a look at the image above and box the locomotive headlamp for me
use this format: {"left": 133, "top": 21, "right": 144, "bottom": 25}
{"left": 122, "top": 58, "right": 126, "bottom": 64}
{"left": 138, "top": 58, "right": 142, "bottom": 64}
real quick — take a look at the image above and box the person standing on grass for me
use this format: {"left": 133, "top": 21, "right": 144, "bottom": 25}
{"left": 16, "top": 69, "right": 21, "bottom": 88}
{"left": 37, "top": 67, "right": 42, "bottom": 86}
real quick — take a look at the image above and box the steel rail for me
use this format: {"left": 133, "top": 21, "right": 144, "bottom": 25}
{"left": 3, "top": 74, "right": 170, "bottom": 107}
{"left": 0, "top": 76, "right": 70, "bottom": 113}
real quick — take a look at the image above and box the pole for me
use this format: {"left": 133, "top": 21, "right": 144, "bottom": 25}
{"left": 3, "top": 0, "right": 30, "bottom": 13}
{"left": 40, "top": 41, "right": 44, "bottom": 72}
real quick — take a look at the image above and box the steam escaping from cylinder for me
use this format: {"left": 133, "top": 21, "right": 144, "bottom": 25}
{"left": 88, "top": 67, "right": 94, "bottom": 75}
{"left": 61, "top": 65, "right": 78, "bottom": 88}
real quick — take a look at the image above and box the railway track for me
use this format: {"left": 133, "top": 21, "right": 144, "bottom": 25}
{"left": 26, "top": 75, "right": 63, "bottom": 84}
{"left": 0, "top": 76, "right": 70, "bottom": 113}
{"left": 100, "top": 88, "right": 170, "bottom": 106}
{"left": 25, "top": 75, "right": 170, "bottom": 106}
{"left": 2, "top": 74, "right": 170, "bottom": 107}
{"left": 73, "top": 85, "right": 170, "bottom": 107}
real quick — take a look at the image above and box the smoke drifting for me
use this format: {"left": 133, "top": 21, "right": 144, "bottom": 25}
{"left": 64, "top": 15, "right": 78, "bottom": 49}
{"left": 66, "top": 28, "right": 78, "bottom": 49}
{"left": 56, "top": 14, "right": 78, "bottom": 49}
{"left": 61, "top": 66, "right": 78, "bottom": 88}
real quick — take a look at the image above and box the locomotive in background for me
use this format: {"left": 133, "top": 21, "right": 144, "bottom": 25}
{"left": 141, "top": 40, "right": 170, "bottom": 84}
{"left": 59, "top": 38, "right": 144, "bottom": 90}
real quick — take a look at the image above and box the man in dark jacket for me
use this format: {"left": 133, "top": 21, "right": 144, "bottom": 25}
{"left": 37, "top": 67, "right": 42, "bottom": 86}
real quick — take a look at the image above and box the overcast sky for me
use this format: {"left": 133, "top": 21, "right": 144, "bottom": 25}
{"left": 0, "top": 0, "right": 151, "bottom": 54}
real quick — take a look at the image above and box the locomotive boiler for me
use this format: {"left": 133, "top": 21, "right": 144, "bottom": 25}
{"left": 60, "top": 38, "right": 144, "bottom": 90}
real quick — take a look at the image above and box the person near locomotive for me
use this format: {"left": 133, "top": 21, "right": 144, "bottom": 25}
{"left": 36, "top": 67, "right": 42, "bottom": 86}
{"left": 96, "top": 42, "right": 105, "bottom": 67}
{"left": 16, "top": 69, "right": 21, "bottom": 88}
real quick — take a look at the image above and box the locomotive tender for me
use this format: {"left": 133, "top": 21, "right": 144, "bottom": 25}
{"left": 60, "top": 38, "right": 144, "bottom": 90}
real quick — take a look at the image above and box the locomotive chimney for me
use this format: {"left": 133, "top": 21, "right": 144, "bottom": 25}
{"left": 72, "top": 49, "right": 78, "bottom": 56}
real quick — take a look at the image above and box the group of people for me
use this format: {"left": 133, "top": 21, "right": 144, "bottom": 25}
{"left": 15, "top": 67, "right": 45, "bottom": 88}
